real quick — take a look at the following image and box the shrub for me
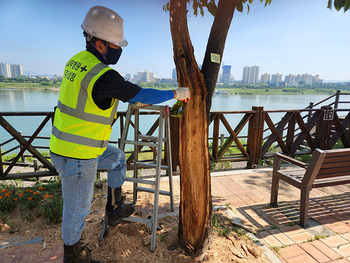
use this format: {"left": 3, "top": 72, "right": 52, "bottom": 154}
{"left": 0, "top": 180, "right": 63, "bottom": 224}
{"left": 39, "top": 195, "right": 63, "bottom": 224}
{"left": 0, "top": 189, "right": 18, "bottom": 212}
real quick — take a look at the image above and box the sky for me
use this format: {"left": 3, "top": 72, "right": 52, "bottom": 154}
{"left": 0, "top": 0, "right": 349, "bottom": 82}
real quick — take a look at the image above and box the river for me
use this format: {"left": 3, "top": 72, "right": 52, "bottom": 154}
{"left": 0, "top": 89, "right": 337, "bottom": 151}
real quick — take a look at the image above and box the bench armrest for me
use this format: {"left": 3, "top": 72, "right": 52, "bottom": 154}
{"left": 274, "top": 153, "right": 308, "bottom": 169}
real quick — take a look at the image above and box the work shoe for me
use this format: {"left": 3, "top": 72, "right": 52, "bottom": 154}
{"left": 106, "top": 187, "right": 135, "bottom": 227}
{"left": 63, "top": 240, "right": 102, "bottom": 263}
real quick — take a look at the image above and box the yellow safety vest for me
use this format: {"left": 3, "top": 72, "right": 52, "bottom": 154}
{"left": 50, "top": 51, "right": 118, "bottom": 159}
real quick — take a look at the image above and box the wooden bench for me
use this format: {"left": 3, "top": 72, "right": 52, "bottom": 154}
{"left": 270, "top": 148, "right": 350, "bottom": 227}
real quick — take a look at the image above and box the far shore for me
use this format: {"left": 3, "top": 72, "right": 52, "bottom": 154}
{"left": 0, "top": 83, "right": 347, "bottom": 96}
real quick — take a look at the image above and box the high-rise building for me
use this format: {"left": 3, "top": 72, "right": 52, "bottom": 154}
{"left": 242, "top": 65, "right": 260, "bottom": 84}
{"left": 271, "top": 73, "right": 283, "bottom": 85}
{"left": 222, "top": 65, "right": 231, "bottom": 84}
{"left": 124, "top": 73, "right": 132, "bottom": 82}
{"left": 10, "top": 64, "right": 23, "bottom": 77}
{"left": 260, "top": 73, "right": 270, "bottom": 84}
{"left": 137, "top": 69, "right": 154, "bottom": 83}
{"left": 301, "top": 73, "right": 312, "bottom": 85}
{"left": 312, "top": 75, "right": 322, "bottom": 85}
{"left": 0, "top": 63, "right": 12, "bottom": 78}
{"left": 285, "top": 74, "right": 298, "bottom": 86}
{"left": 172, "top": 68, "right": 177, "bottom": 79}
{"left": 242, "top": 66, "right": 250, "bottom": 84}
{"left": 250, "top": 65, "right": 259, "bottom": 83}
{"left": 0, "top": 63, "right": 23, "bottom": 78}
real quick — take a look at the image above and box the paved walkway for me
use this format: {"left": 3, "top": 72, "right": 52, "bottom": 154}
{"left": 1, "top": 167, "right": 350, "bottom": 262}
{"left": 211, "top": 168, "right": 350, "bottom": 263}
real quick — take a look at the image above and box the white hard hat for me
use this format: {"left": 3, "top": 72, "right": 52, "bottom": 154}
{"left": 81, "top": 6, "right": 128, "bottom": 47}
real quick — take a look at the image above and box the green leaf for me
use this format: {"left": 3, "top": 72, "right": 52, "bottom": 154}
{"left": 162, "top": 2, "right": 170, "bottom": 12}
{"left": 334, "top": 0, "right": 346, "bottom": 10}
{"left": 237, "top": 1, "right": 244, "bottom": 12}
{"left": 193, "top": 0, "right": 198, "bottom": 16}
{"left": 327, "top": 0, "right": 332, "bottom": 9}
{"left": 207, "top": 2, "right": 218, "bottom": 16}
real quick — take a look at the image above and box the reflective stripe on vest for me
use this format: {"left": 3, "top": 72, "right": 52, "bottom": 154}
{"left": 50, "top": 51, "right": 118, "bottom": 158}
{"left": 55, "top": 64, "right": 118, "bottom": 125}
{"left": 51, "top": 126, "right": 109, "bottom": 148}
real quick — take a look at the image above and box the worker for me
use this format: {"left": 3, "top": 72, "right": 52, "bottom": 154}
{"left": 49, "top": 6, "right": 190, "bottom": 263}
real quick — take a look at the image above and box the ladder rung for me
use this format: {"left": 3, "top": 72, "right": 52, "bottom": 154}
{"left": 124, "top": 140, "right": 159, "bottom": 148}
{"left": 125, "top": 177, "right": 155, "bottom": 185}
{"left": 131, "top": 105, "right": 166, "bottom": 111}
{"left": 138, "top": 134, "right": 166, "bottom": 142}
{"left": 136, "top": 186, "right": 171, "bottom": 196}
{"left": 136, "top": 162, "right": 169, "bottom": 170}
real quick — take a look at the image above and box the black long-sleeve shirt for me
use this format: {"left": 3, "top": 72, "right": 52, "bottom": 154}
{"left": 86, "top": 41, "right": 141, "bottom": 110}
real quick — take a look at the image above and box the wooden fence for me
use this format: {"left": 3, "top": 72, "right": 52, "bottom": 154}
{"left": 1, "top": 90, "right": 350, "bottom": 180}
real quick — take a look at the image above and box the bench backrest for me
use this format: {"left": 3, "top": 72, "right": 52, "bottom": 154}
{"left": 316, "top": 148, "right": 350, "bottom": 179}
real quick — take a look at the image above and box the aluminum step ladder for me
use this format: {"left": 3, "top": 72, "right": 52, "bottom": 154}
{"left": 100, "top": 103, "right": 175, "bottom": 252}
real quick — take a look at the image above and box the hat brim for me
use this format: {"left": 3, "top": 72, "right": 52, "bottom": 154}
{"left": 114, "top": 38, "right": 128, "bottom": 47}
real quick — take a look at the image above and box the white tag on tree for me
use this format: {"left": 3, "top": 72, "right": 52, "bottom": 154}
{"left": 210, "top": 53, "right": 221, "bottom": 64}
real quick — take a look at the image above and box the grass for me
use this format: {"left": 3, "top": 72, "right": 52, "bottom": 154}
{"left": 212, "top": 214, "right": 249, "bottom": 239}
{"left": 213, "top": 215, "right": 231, "bottom": 236}
{"left": 0, "top": 82, "right": 60, "bottom": 90}
{"left": 270, "top": 246, "right": 280, "bottom": 254}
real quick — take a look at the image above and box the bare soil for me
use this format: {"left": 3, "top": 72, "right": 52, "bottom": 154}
{"left": 0, "top": 180, "right": 271, "bottom": 263}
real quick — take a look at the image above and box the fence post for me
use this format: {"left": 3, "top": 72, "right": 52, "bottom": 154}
{"left": 334, "top": 89, "right": 341, "bottom": 109}
{"left": 307, "top": 102, "right": 314, "bottom": 123}
{"left": 19, "top": 131, "right": 26, "bottom": 163}
{"left": 0, "top": 146, "right": 3, "bottom": 176}
{"left": 247, "top": 106, "right": 264, "bottom": 168}
{"left": 212, "top": 114, "right": 220, "bottom": 161}
{"left": 315, "top": 106, "right": 333, "bottom": 150}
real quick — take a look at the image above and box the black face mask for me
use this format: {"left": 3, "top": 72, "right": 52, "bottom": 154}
{"left": 88, "top": 40, "right": 122, "bottom": 65}
{"left": 105, "top": 45, "right": 122, "bottom": 65}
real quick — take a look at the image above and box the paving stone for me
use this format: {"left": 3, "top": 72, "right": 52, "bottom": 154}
{"left": 342, "top": 232, "right": 350, "bottom": 241}
{"left": 299, "top": 242, "right": 330, "bottom": 263}
{"left": 310, "top": 240, "right": 342, "bottom": 261}
{"left": 326, "top": 221, "right": 350, "bottom": 234}
{"left": 304, "top": 218, "right": 335, "bottom": 237}
{"left": 330, "top": 259, "right": 349, "bottom": 263}
{"left": 257, "top": 230, "right": 270, "bottom": 239}
{"left": 280, "top": 225, "right": 305, "bottom": 236}
{"left": 285, "top": 253, "right": 318, "bottom": 263}
{"left": 268, "top": 229, "right": 295, "bottom": 246}
{"left": 264, "top": 214, "right": 284, "bottom": 227}
{"left": 321, "top": 235, "right": 348, "bottom": 248}
{"left": 279, "top": 244, "right": 305, "bottom": 259}
{"left": 333, "top": 243, "right": 350, "bottom": 257}
{"left": 262, "top": 234, "right": 284, "bottom": 247}
{"left": 288, "top": 231, "right": 313, "bottom": 244}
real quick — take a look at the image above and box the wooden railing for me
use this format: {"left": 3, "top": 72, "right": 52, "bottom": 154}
{"left": 1, "top": 91, "right": 350, "bottom": 180}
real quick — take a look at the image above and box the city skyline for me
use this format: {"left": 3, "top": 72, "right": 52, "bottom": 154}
{"left": 0, "top": 0, "right": 349, "bottom": 82}
{"left": 0, "top": 61, "right": 328, "bottom": 86}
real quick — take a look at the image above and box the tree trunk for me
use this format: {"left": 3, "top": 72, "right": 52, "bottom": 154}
{"left": 201, "top": 0, "right": 237, "bottom": 116}
{"left": 170, "top": 0, "right": 211, "bottom": 256}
